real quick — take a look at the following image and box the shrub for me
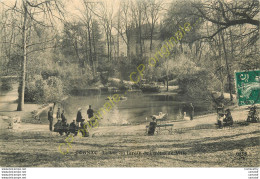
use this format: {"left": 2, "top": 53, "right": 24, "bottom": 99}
{"left": 108, "top": 78, "right": 121, "bottom": 88}
{"left": 65, "top": 65, "right": 94, "bottom": 93}
{"left": 41, "top": 69, "right": 60, "bottom": 80}
{"left": 44, "top": 77, "right": 64, "bottom": 103}
{"left": 118, "top": 81, "right": 128, "bottom": 91}
{"left": 100, "top": 72, "right": 109, "bottom": 86}
{"left": 177, "top": 70, "right": 212, "bottom": 100}
{"left": 168, "top": 79, "right": 178, "bottom": 86}
{"left": 108, "top": 78, "right": 129, "bottom": 90}
{"left": 1, "top": 78, "right": 12, "bottom": 91}
{"left": 25, "top": 75, "right": 64, "bottom": 103}
{"left": 140, "top": 84, "right": 160, "bottom": 93}
{"left": 25, "top": 75, "right": 44, "bottom": 102}
{"left": 69, "top": 76, "right": 90, "bottom": 91}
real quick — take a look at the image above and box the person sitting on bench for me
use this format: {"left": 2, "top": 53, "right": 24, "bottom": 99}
{"left": 148, "top": 116, "right": 157, "bottom": 136}
{"left": 69, "top": 120, "right": 77, "bottom": 136}
{"left": 223, "top": 109, "right": 233, "bottom": 126}
{"left": 217, "top": 113, "right": 225, "bottom": 129}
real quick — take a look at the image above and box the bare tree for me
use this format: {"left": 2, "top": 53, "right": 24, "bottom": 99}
{"left": 80, "top": 0, "right": 105, "bottom": 76}
{"left": 98, "top": 1, "right": 114, "bottom": 62}
{"left": 115, "top": 0, "right": 133, "bottom": 59}
{"left": 143, "top": 0, "right": 163, "bottom": 53}
{"left": 130, "top": 0, "right": 146, "bottom": 58}
{"left": 0, "top": 0, "right": 64, "bottom": 111}
{"left": 194, "top": 0, "right": 259, "bottom": 39}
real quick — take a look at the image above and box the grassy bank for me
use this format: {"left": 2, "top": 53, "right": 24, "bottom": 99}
{"left": 0, "top": 106, "right": 259, "bottom": 167}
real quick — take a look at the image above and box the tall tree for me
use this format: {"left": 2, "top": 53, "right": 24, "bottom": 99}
{"left": 115, "top": 0, "right": 133, "bottom": 59}
{"left": 0, "top": 0, "right": 64, "bottom": 111}
{"left": 143, "top": 0, "right": 163, "bottom": 53}
{"left": 130, "top": 0, "right": 145, "bottom": 57}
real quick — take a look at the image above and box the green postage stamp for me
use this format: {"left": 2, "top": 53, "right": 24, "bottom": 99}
{"left": 235, "top": 70, "right": 260, "bottom": 106}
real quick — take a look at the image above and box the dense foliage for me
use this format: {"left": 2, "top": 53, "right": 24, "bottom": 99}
{"left": 0, "top": 0, "right": 258, "bottom": 108}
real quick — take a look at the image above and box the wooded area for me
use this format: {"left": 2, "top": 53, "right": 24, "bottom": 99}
{"left": 0, "top": 0, "right": 259, "bottom": 111}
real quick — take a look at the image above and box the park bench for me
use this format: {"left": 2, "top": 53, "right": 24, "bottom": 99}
{"left": 146, "top": 112, "right": 174, "bottom": 135}
{"left": 156, "top": 123, "right": 174, "bottom": 134}
{"left": 146, "top": 123, "right": 174, "bottom": 135}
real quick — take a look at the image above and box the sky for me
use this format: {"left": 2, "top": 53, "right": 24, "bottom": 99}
{"left": 65, "top": 0, "right": 120, "bottom": 20}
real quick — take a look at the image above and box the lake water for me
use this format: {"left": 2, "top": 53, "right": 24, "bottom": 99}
{"left": 60, "top": 91, "right": 212, "bottom": 125}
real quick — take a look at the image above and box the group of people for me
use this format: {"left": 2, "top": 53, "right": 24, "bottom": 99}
{"left": 247, "top": 105, "right": 259, "bottom": 122}
{"left": 47, "top": 105, "right": 94, "bottom": 133}
{"left": 76, "top": 105, "right": 94, "bottom": 127}
{"left": 216, "top": 108, "right": 233, "bottom": 128}
{"left": 48, "top": 107, "right": 67, "bottom": 131}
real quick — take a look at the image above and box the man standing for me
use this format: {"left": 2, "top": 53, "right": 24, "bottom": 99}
{"left": 48, "top": 107, "right": 54, "bottom": 131}
{"left": 189, "top": 103, "right": 194, "bottom": 120}
{"left": 87, "top": 105, "right": 94, "bottom": 119}
{"left": 87, "top": 105, "right": 94, "bottom": 127}
{"left": 61, "top": 109, "right": 67, "bottom": 124}
{"left": 57, "top": 107, "right": 61, "bottom": 119}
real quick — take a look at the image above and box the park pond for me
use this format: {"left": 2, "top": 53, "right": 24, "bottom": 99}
{"left": 55, "top": 91, "right": 213, "bottom": 125}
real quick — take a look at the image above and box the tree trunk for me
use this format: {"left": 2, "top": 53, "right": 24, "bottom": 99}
{"left": 109, "top": 30, "right": 112, "bottom": 61}
{"left": 87, "top": 21, "right": 94, "bottom": 76}
{"left": 138, "top": 9, "right": 143, "bottom": 58}
{"left": 17, "top": 1, "right": 27, "bottom": 111}
{"left": 150, "top": 27, "right": 153, "bottom": 53}
{"left": 220, "top": 31, "right": 233, "bottom": 101}
{"left": 126, "top": 36, "right": 130, "bottom": 61}
{"left": 166, "top": 76, "right": 168, "bottom": 92}
{"left": 117, "top": 11, "right": 120, "bottom": 60}
{"left": 217, "top": 32, "right": 224, "bottom": 98}
{"left": 166, "top": 60, "right": 169, "bottom": 92}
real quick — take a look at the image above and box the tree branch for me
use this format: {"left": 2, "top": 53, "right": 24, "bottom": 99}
{"left": 194, "top": 3, "right": 259, "bottom": 27}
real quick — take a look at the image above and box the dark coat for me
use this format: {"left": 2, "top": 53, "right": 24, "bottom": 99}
{"left": 48, "top": 110, "right": 53, "bottom": 121}
{"left": 57, "top": 111, "right": 61, "bottom": 119}
{"left": 61, "top": 113, "right": 66, "bottom": 123}
{"left": 76, "top": 111, "right": 83, "bottom": 122}
{"left": 70, "top": 122, "right": 76, "bottom": 128}
{"left": 87, "top": 109, "right": 94, "bottom": 118}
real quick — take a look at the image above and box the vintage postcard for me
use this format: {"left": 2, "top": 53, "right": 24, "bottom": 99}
{"left": 0, "top": 0, "right": 259, "bottom": 169}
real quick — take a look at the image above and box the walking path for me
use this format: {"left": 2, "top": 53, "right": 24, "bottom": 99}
{"left": 0, "top": 84, "right": 18, "bottom": 112}
{"left": 0, "top": 83, "right": 42, "bottom": 131}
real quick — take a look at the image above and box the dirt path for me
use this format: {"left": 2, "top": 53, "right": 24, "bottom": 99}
{"left": 0, "top": 84, "right": 18, "bottom": 112}
{"left": 0, "top": 83, "right": 43, "bottom": 133}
